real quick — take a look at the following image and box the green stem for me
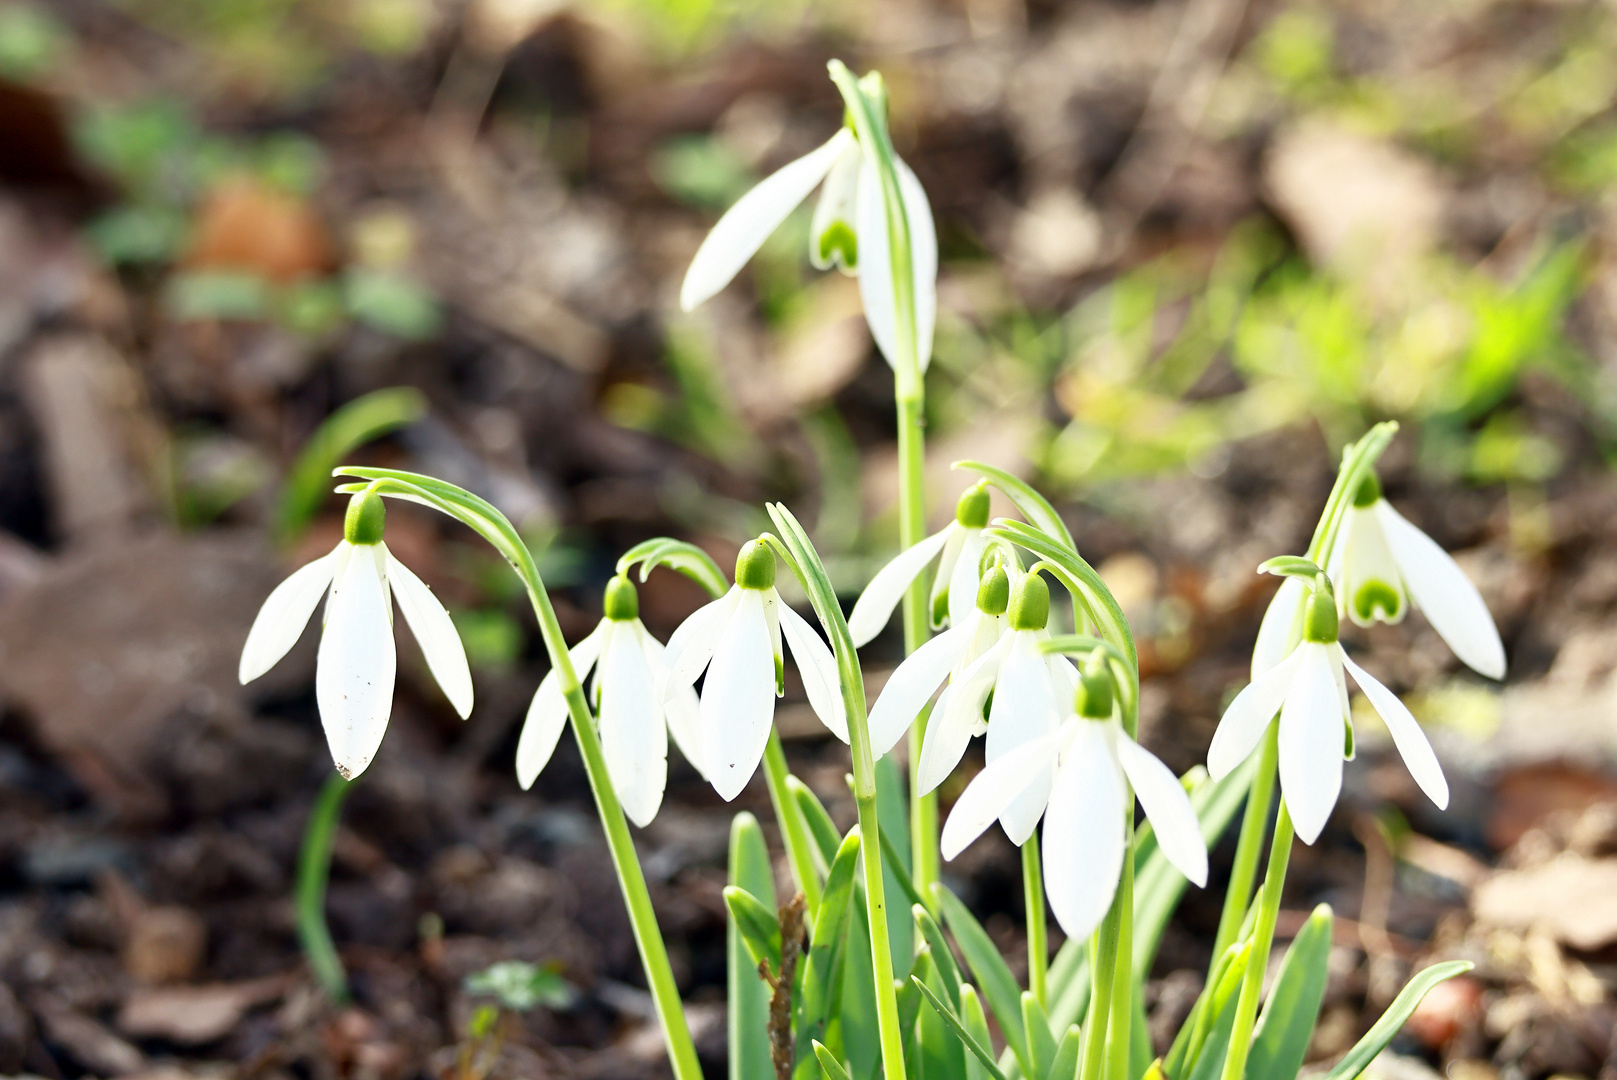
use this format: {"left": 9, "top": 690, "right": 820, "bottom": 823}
{"left": 1105, "top": 828, "right": 1135, "bottom": 1080}
{"left": 1079, "top": 900, "right": 1121, "bottom": 1080}
{"left": 897, "top": 391, "right": 937, "bottom": 909}
{"left": 763, "top": 729, "right": 822, "bottom": 916}
{"left": 1022, "top": 835, "right": 1048, "bottom": 1009}
{"left": 1209, "top": 735, "right": 1278, "bottom": 963}
{"left": 296, "top": 771, "right": 352, "bottom": 1002}
{"left": 1219, "top": 790, "right": 1294, "bottom": 1080}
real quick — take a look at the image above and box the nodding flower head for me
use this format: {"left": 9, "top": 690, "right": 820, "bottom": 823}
{"left": 240, "top": 488, "right": 472, "bottom": 780}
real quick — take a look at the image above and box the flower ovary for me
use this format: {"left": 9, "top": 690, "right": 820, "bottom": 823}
{"left": 955, "top": 484, "right": 991, "bottom": 529}
{"left": 735, "top": 540, "right": 777, "bottom": 591}
{"left": 343, "top": 489, "right": 386, "bottom": 546}
{"left": 1007, "top": 572, "right": 1049, "bottom": 632}
{"left": 1352, "top": 470, "right": 1383, "bottom": 508}
{"left": 975, "top": 565, "right": 1009, "bottom": 615}
{"left": 603, "top": 574, "right": 639, "bottom": 621}
{"left": 1303, "top": 587, "right": 1339, "bottom": 643}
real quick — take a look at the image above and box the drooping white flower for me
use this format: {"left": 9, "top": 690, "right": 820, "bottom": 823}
{"left": 941, "top": 666, "right": 1208, "bottom": 942}
{"left": 239, "top": 490, "right": 472, "bottom": 780}
{"left": 678, "top": 123, "right": 938, "bottom": 374}
{"left": 660, "top": 541, "right": 848, "bottom": 801}
{"left": 516, "top": 575, "right": 704, "bottom": 827}
{"left": 1211, "top": 580, "right": 1448, "bottom": 845}
{"left": 848, "top": 483, "right": 992, "bottom": 647}
{"left": 915, "top": 572, "right": 1077, "bottom": 843}
{"left": 864, "top": 562, "right": 1011, "bottom": 759}
{"left": 1253, "top": 473, "right": 1506, "bottom": 681}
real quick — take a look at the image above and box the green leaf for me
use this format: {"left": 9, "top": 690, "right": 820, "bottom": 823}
{"left": 876, "top": 755, "right": 915, "bottom": 971}
{"left": 914, "top": 904, "right": 962, "bottom": 1008}
{"left": 1248, "top": 904, "right": 1333, "bottom": 1080}
{"left": 913, "top": 977, "right": 1009, "bottom": 1080}
{"left": 796, "top": 829, "right": 861, "bottom": 1070}
{"left": 344, "top": 267, "right": 442, "bottom": 340}
{"left": 1256, "top": 555, "right": 1327, "bottom": 581}
{"left": 1320, "top": 962, "right": 1474, "bottom": 1080}
{"left": 935, "top": 883, "right": 1030, "bottom": 1077}
{"left": 618, "top": 537, "right": 729, "bottom": 600}
{"left": 913, "top": 947, "right": 966, "bottom": 1080}
{"left": 962, "top": 985, "right": 998, "bottom": 1080}
{"left": 1130, "top": 984, "right": 1152, "bottom": 1080}
{"left": 1179, "top": 941, "right": 1251, "bottom": 1080}
{"left": 1047, "top": 1024, "right": 1081, "bottom": 1080}
{"left": 723, "top": 886, "right": 783, "bottom": 974}
{"left": 276, "top": 388, "right": 427, "bottom": 545}
{"left": 1022, "top": 992, "right": 1057, "bottom": 1080}
{"left": 791, "top": 776, "right": 843, "bottom": 868}
{"left": 954, "top": 460, "right": 1075, "bottom": 551}
{"left": 728, "top": 813, "right": 777, "bottom": 1080}
{"left": 814, "top": 1041, "right": 855, "bottom": 1080}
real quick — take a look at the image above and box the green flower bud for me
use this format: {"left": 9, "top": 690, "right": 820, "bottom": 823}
{"left": 1352, "top": 470, "right": 1383, "bottom": 509}
{"left": 1007, "top": 573, "right": 1049, "bottom": 632}
{"left": 976, "top": 565, "right": 1010, "bottom": 616}
{"left": 955, "top": 484, "right": 991, "bottom": 529}
{"left": 343, "top": 489, "right": 386, "bottom": 546}
{"left": 735, "top": 540, "right": 776, "bottom": 592}
{"left": 603, "top": 574, "right": 639, "bottom": 622}
{"left": 1074, "top": 666, "right": 1114, "bottom": 719}
{"left": 1302, "top": 587, "right": 1339, "bottom": 644}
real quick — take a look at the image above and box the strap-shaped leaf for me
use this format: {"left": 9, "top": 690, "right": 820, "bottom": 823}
{"left": 813, "top": 1041, "right": 854, "bottom": 1080}
{"left": 728, "top": 813, "right": 778, "bottom": 1080}
{"left": 790, "top": 776, "right": 843, "bottom": 867}
{"left": 1130, "top": 984, "right": 1152, "bottom": 1080}
{"left": 914, "top": 904, "right": 962, "bottom": 1007}
{"left": 1022, "top": 992, "right": 1057, "bottom": 1080}
{"left": 914, "top": 947, "right": 966, "bottom": 1080}
{"left": 723, "top": 886, "right": 783, "bottom": 974}
{"left": 1184, "top": 943, "right": 1252, "bottom": 1080}
{"left": 954, "top": 460, "right": 1075, "bottom": 551}
{"left": 914, "top": 978, "right": 1010, "bottom": 1080}
{"left": 935, "top": 883, "right": 1030, "bottom": 1077}
{"left": 1320, "top": 961, "right": 1474, "bottom": 1080}
{"left": 962, "top": 985, "right": 997, "bottom": 1080}
{"left": 617, "top": 537, "right": 728, "bottom": 599}
{"left": 796, "top": 829, "right": 861, "bottom": 1071}
{"left": 1047, "top": 1024, "right": 1081, "bottom": 1080}
{"left": 1248, "top": 904, "right": 1333, "bottom": 1080}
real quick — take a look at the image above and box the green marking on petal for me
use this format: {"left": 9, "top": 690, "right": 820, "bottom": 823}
{"left": 1343, "top": 716, "right": 1356, "bottom": 761}
{"left": 774, "top": 650, "right": 784, "bottom": 696}
{"left": 1352, "top": 579, "right": 1404, "bottom": 624}
{"left": 817, "top": 219, "right": 858, "bottom": 271}
{"left": 932, "top": 586, "right": 951, "bottom": 628}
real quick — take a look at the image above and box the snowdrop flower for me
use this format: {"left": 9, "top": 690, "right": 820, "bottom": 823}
{"left": 1211, "top": 578, "right": 1448, "bottom": 845}
{"left": 661, "top": 541, "right": 848, "bottom": 801}
{"left": 917, "top": 572, "right": 1077, "bottom": 842}
{"left": 848, "top": 484, "right": 992, "bottom": 647}
{"left": 1253, "top": 473, "right": 1505, "bottom": 680}
{"left": 516, "top": 575, "right": 704, "bottom": 827}
{"left": 865, "top": 562, "right": 1011, "bottom": 759}
{"left": 941, "top": 663, "right": 1208, "bottom": 941}
{"left": 678, "top": 120, "right": 938, "bottom": 374}
{"left": 239, "top": 489, "right": 472, "bottom": 780}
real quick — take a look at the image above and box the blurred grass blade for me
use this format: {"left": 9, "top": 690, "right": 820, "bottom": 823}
{"left": 1320, "top": 962, "right": 1474, "bottom": 1080}
{"left": 275, "top": 387, "right": 426, "bottom": 546}
{"left": 1022, "top": 992, "right": 1057, "bottom": 1080}
{"left": 1248, "top": 904, "right": 1333, "bottom": 1080}
{"left": 728, "top": 812, "right": 777, "bottom": 1080}
{"left": 1047, "top": 1024, "right": 1081, "bottom": 1080}
{"left": 813, "top": 1041, "right": 854, "bottom": 1080}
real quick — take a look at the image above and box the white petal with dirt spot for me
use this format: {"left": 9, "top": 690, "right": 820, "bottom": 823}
{"left": 680, "top": 129, "right": 852, "bottom": 312}
{"left": 779, "top": 601, "right": 848, "bottom": 742}
{"left": 1376, "top": 501, "right": 1506, "bottom": 680}
{"left": 239, "top": 548, "right": 339, "bottom": 684}
{"left": 384, "top": 547, "right": 473, "bottom": 719}
{"left": 1278, "top": 643, "right": 1344, "bottom": 845}
{"left": 316, "top": 545, "right": 397, "bottom": 780}
{"left": 848, "top": 528, "right": 951, "bottom": 647}
{"left": 700, "top": 589, "right": 775, "bottom": 801}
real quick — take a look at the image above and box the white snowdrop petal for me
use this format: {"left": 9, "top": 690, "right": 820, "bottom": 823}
{"left": 929, "top": 526, "right": 966, "bottom": 630}
{"left": 640, "top": 626, "right": 706, "bottom": 780}
{"left": 986, "top": 634, "right": 1060, "bottom": 844}
{"left": 316, "top": 546, "right": 397, "bottom": 780}
{"left": 600, "top": 621, "right": 666, "bottom": 827}
{"left": 1376, "top": 501, "right": 1507, "bottom": 680}
{"left": 661, "top": 590, "right": 739, "bottom": 695}
{"left": 1278, "top": 643, "right": 1344, "bottom": 845}
{"left": 941, "top": 634, "right": 1011, "bottom": 743}
{"left": 700, "top": 590, "right": 775, "bottom": 801}
{"left": 239, "top": 549, "right": 338, "bottom": 684}
{"left": 679, "top": 130, "right": 851, "bottom": 312}
{"left": 856, "top": 158, "right": 898, "bottom": 370}
{"left": 848, "top": 528, "right": 951, "bottom": 647}
{"left": 1208, "top": 650, "right": 1300, "bottom": 780}
{"left": 1337, "top": 506, "right": 1406, "bottom": 628}
{"left": 1042, "top": 721, "right": 1126, "bottom": 942}
{"left": 940, "top": 728, "right": 1064, "bottom": 860}
{"left": 1115, "top": 730, "right": 1208, "bottom": 887}
{"left": 778, "top": 602, "right": 848, "bottom": 743}
{"left": 946, "top": 528, "right": 987, "bottom": 630}
{"left": 871, "top": 624, "right": 968, "bottom": 763}
{"left": 809, "top": 140, "right": 862, "bottom": 271}
{"left": 1252, "top": 575, "right": 1306, "bottom": 679}
{"left": 384, "top": 549, "right": 474, "bottom": 719}
{"left": 898, "top": 156, "right": 938, "bottom": 373}
{"left": 1341, "top": 652, "right": 1449, "bottom": 810}
{"left": 516, "top": 622, "right": 607, "bottom": 789}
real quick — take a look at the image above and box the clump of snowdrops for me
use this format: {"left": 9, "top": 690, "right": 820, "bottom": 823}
{"left": 243, "top": 62, "right": 1492, "bottom": 1080}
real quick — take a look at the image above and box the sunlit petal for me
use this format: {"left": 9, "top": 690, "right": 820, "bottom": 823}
{"left": 778, "top": 600, "right": 848, "bottom": 742}
{"left": 1043, "top": 720, "right": 1125, "bottom": 941}
{"left": 1252, "top": 575, "right": 1305, "bottom": 679}
{"left": 679, "top": 129, "right": 852, "bottom": 311}
{"left": 1278, "top": 643, "right": 1344, "bottom": 845}
{"left": 1115, "top": 728, "right": 1207, "bottom": 887}
{"left": 1208, "top": 649, "right": 1300, "bottom": 780}
{"left": 945, "top": 528, "right": 987, "bottom": 630}
{"left": 1376, "top": 501, "right": 1506, "bottom": 680}
{"left": 857, "top": 154, "right": 938, "bottom": 372}
{"left": 940, "top": 726, "right": 1065, "bottom": 860}
{"left": 600, "top": 621, "right": 666, "bottom": 827}
{"left": 640, "top": 625, "right": 705, "bottom": 780}
{"left": 870, "top": 623, "right": 969, "bottom": 762}
{"left": 661, "top": 589, "right": 740, "bottom": 695}
{"left": 239, "top": 548, "right": 338, "bottom": 684}
{"left": 848, "top": 527, "right": 951, "bottom": 647}
{"left": 809, "top": 140, "right": 862, "bottom": 272}
{"left": 986, "top": 633, "right": 1059, "bottom": 844}
{"left": 316, "top": 546, "right": 396, "bottom": 780}
{"left": 700, "top": 590, "right": 775, "bottom": 801}
{"left": 384, "top": 548, "right": 473, "bottom": 719}
{"left": 1341, "top": 650, "right": 1448, "bottom": 810}
{"left": 516, "top": 621, "right": 607, "bottom": 789}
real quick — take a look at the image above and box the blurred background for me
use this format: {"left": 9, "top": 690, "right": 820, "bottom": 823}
{"left": 0, "top": 0, "right": 1614, "bottom": 1075}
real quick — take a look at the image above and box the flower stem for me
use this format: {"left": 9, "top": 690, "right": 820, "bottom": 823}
{"left": 763, "top": 729, "right": 822, "bottom": 916}
{"left": 1079, "top": 896, "right": 1121, "bottom": 1080}
{"left": 1218, "top": 781, "right": 1295, "bottom": 1080}
{"left": 1209, "top": 734, "right": 1278, "bottom": 963}
{"left": 1022, "top": 834, "right": 1048, "bottom": 1009}
{"left": 1105, "top": 826, "right": 1136, "bottom": 1080}
{"left": 897, "top": 390, "right": 938, "bottom": 909}
{"left": 296, "top": 771, "right": 352, "bottom": 1003}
